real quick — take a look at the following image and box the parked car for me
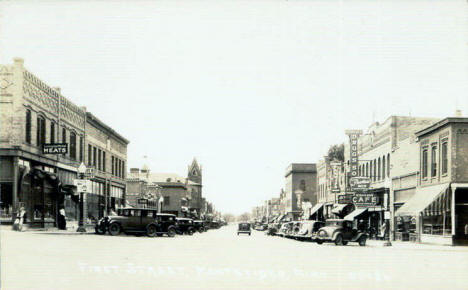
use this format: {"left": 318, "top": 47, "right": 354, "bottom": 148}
{"left": 254, "top": 223, "right": 267, "bottom": 231}
{"left": 238, "top": 222, "right": 251, "bottom": 235}
{"left": 266, "top": 223, "right": 279, "bottom": 236}
{"left": 314, "top": 219, "right": 368, "bottom": 246}
{"left": 175, "top": 217, "right": 195, "bottom": 235}
{"left": 95, "top": 208, "right": 177, "bottom": 237}
{"left": 278, "top": 221, "right": 294, "bottom": 237}
{"left": 193, "top": 220, "right": 207, "bottom": 233}
{"left": 294, "top": 221, "right": 325, "bottom": 241}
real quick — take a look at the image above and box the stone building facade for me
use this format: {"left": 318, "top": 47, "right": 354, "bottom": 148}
{"left": 284, "top": 163, "right": 317, "bottom": 220}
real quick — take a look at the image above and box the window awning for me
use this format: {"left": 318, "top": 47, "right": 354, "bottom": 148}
{"left": 395, "top": 183, "right": 450, "bottom": 216}
{"left": 331, "top": 204, "right": 347, "bottom": 215}
{"left": 344, "top": 208, "right": 368, "bottom": 221}
{"left": 310, "top": 203, "right": 324, "bottom": 216}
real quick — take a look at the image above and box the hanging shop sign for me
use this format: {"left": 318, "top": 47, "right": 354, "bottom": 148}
{"left": 352, "top": 193, "right": 379, "bottom": 206}
{"left": 349, "top": 177, "right": 371, "bottom": 191}
{"left": 43, "top": 143, "right": 68, "bottom": 154}
{"left": 344, "top": 129, "right": 363, "bottom": 179}
{"left": 330, "top": 161, "right": 341, "bottom": 193}
{"left": 338, "top": 194, "right": 354, "bottom": 204}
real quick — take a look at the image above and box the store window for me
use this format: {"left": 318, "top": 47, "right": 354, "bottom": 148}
{"left": 36, "top": 115, "right": 46, "bottom": 148}
{"left": 422, "top": 149, "right": 428, "bottom": 178}
{"left": 25, "top": 109, "right": 32, "bottom": 144}
{"left": 441, "top": 142, "right": 448, "bottom": 175}
{"left": 431, "top": 146, "right": 437, "bottom": 177}
{"left": 70, "top": 132, "right": 76, "bottom": 160}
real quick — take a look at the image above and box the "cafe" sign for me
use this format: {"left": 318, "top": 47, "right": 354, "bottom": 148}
{"left": 352, "top": 193, "right": 379, "bottom": 207}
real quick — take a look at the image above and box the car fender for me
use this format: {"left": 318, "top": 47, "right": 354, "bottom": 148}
{"left": 352, "top": 232, "right": 368, "bottom": 242}
{"left": 331, "top": 231, "right": 341, "bottom": 241}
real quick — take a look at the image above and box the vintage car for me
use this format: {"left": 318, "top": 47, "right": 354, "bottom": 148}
{"left": 193, "top": 220, "right": 206, "bottom": 233}
{"left": 278, "top": 221, "right": 294, "bottom": 237}
{"left": 237, "top": 222, "right": 251, "bottom": 235}
{"left": 95, "top": 208, "right": 177, "bottom": 237}
{"left": 314, "top": 219, "right": 367, "bottom": 246}
{"left": 175, "top": 217, "right": 195, "bottom": 235}
{"left": 286, "top": 221, "right": 302, "bottom": 238}
{"left": 294, "top": 221, "right": 325, "bottom": 241}
{"left": 266, "top": 223, "right": 279, "bottom": 236}
{"left": 254, "top": 223, "right": 267, "bottom": 231}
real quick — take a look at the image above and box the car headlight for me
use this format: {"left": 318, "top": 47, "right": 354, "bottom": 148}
{"left": 319, "top": 230, "right": 327, "bottom": 237}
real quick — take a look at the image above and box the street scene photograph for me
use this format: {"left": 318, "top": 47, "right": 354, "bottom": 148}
{"left": 0, "top": 1, "right": 467, "bottom": 289}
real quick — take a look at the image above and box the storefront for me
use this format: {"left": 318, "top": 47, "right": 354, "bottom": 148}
{"left": 309, "top": 202, "right": 324, "bottom": 221}
{"left": 395, "top": 183, "right": 453, "bottom": 245}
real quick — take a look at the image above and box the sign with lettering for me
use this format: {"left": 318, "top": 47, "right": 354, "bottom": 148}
{"left": 330, "top": 162, "right": 341, "bottom": 193}
{"left": 345, "top": 130, "right": 363, "bottom": 179}
{"left": 338, "top": 194, "right": 354, "bottom": 204}
{"left": 349, "top": 177, "right": 371, "bottom": 191}
{"left": 352, "top": 193, "right": 379, "bottom": 206}
{"left": 84, "top": 167, "right": 95, "bottom": 179}
{"left": 138, "top": 198, "right": 148, "bottom": 205}
{"left": 43, "top": 143, "right": 68, "bottom": 154}
{"left": 73, "top": 179, "right": 92, "bottom": 193}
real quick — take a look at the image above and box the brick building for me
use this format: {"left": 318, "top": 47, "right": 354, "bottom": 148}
{"left": 0, "top": 58, "right": 128, "bottom": 228}
{"left": 395, "top": 117, "right": 468, "bottom": 245}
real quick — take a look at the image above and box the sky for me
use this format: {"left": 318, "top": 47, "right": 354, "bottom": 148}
{"left": 1, "top": 0, "right": 467, "bottom": 215}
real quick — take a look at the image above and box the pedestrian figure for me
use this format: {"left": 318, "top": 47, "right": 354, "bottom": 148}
{"left": 13, "top": 206, "right": 26, "bottom": 231}
{"left": 380, "top": 222, "right": 387, "bottom": 240}
{"left": 464, "top": 223, "right": 468, "bottom": 238}
{"left": 58, "top": 208, "right": 67, "bottom": 230}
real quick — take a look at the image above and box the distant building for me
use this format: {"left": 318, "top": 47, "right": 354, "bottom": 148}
{"left": 284, "top": 163, "right": 317, "bottom": 220}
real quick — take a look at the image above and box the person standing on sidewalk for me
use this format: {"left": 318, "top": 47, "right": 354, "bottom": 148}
{"left": 13, "top": 206, "right": 26, "bottom": 231}
{"left": 58, "top": 208, "right": 67, "bottom": 230}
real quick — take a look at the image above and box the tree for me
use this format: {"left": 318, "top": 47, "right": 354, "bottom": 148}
{"left": 327, "top": 143, "right": 345, "bottom": 162}
{"left": 222, "top": 213, "right": 235, "bottom": 223}
{"left": 237, "top": 212, "right": 251, "bottom": 222}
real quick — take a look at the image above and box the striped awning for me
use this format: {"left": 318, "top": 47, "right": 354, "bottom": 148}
{"left": 395, "top": 183, "right": 450, "bottom": 216}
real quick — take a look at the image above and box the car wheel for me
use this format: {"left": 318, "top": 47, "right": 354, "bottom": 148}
{"left": 342, "top": 241, "right": 348, "bottom": 246}
{"left": 95, "top": 226, "right": 105, "bottom": 235}
{"left": 146, "top": 225, "right": 157, "bottom": 237}
{"left": 316, "top": 240, "right": 323, "bottom": 245}
{"left": 108, "top": 223, "right": 121, "bottom": 236}
{"left": 167, "top": 227, "right": 176, "bottom": 237}
{"left": 188, "top": 228, "right": 194, "bottom": 236}
{"left": 199, "top": 228, "right": 204, "bottom": 233}
{"left": 334, "top": 234, "right": 343, "bottom": 246}
{"left": 359, "top": 236, "right": 367, "bottom": 246}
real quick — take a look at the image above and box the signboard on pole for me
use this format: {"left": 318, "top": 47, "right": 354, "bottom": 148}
{"left": 43, "top": 143, "right": 68, "bottom": 154}
{"left": 73, "top": 179, "right": 92, "bottom": 193}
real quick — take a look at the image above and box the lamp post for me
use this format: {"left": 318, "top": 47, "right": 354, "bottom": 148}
{"left": 77, "top": 163, "right": 87, "bottom": 232}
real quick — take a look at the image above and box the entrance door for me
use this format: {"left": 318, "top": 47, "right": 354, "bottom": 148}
{"left": 455, "top": 188, "right": 468, "bottom": 244}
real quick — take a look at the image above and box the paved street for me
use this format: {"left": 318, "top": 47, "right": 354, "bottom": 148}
{"left": 2, "top": 225, "right": 468, "bottom": 290}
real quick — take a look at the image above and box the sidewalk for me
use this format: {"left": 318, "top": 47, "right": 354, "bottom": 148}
{"left": 1, "top": 223, "right": 96, "bottom": 235}
{"left": 366, "top": 239, "right": 468, "bottom": 251}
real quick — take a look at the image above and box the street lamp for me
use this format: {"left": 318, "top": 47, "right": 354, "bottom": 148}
{"left": 77, "top": 162, "right": 87, "bottom": 232}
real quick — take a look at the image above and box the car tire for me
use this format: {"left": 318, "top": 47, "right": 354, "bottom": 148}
{"left": 188, "top": 228, "right": 194, "bottom": 236}
{"left": 108, "top": 223, "right": 121, "bottom": 236}
{"left": 146, "top": 225, "right": 157, "bottom": 237}
{"left": 167, "top": 227, "right": 176, "bottom": 237}
{"left": 199, "top": 228, "right": 204, "bottom": 233}
{"left": 316, "top": 240, "right": 323, "bottom": 245}
{"left": 95, "top": 226, "right": 105, "bottom": 235}
{"left": 359, "top": 236, "right": 367, "bottom": 246}
{"left": 342, "top": 241, "right": 348, "bottom": 246}
{"left": 334, "top": 234, "right": 343, "bottom": 246}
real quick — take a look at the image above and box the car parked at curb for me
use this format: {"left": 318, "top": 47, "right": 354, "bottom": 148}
{"left": 193, "top": 220, "right": 206, "bottom": 233}
{"left": 176, "top": 217, "right": 195, "bottom": 235}
{"left": 294, "top": 221, "right": 325, "bottom": 241}
{"left": 95, "top": 208, "right": 177, "bottom": 237}
{"left": 314, "top": 219, "right": 367, "bottom": 246}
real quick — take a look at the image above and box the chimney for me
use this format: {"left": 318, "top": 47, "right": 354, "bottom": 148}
{"left": 455, "top": 110, "right": 462, "bottom": 117}
{"left": 130, "top": 168, "right": 140, "bottom": 174}
{"left": 13, "top": 57, "right": 24, "bottom": 67}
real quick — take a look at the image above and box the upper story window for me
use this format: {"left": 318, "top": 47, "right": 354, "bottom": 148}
{"left": 88, "top": 144, "right": 92, "bottom": 166}
{"left": 25, "top": 109, "right": 32, "bottom": 144}
{"left": 79, "top": 137, "right": 84, "bottom": 162}
{"left": 431, "top": 145, "right": 437, "bottom": 177}
{"left": 382, "top": 156, "right": 386, "bottom": 179}
{"left": 50, "top": 122, "right": 55, "bottom": 143}
{"left": 164, "top": 196, "right": 170, "bottom": 206}
{"left": 36, "top": 116, "right": 46, "bottom": 148}
{"left": 422, "top": 149, "right": 428, "bottom": 178}
{"left": 93, "top": 147, "right": 97, "bottom": 167}
{"left": 441, "top": 142, "right": 448, "bottom": 175}
{"left": 387, "top": 153, "right": 390, "bottom": 178}
{"left": 102, "top": 151, "right": 106, "bottom": 172}
{"left": 69, "top": 132, "right": 77, "bottom": 160}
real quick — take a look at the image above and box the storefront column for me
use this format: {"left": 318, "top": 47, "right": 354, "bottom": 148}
{"left": 11, "top": 157, "right": 19, "bottom": 222}
{"left": 451, "top": 185, "right": 456, "bottom": 236}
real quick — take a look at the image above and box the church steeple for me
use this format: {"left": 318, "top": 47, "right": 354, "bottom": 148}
{"left": 188, "top": 158, "right": 202, "bottom": 184}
